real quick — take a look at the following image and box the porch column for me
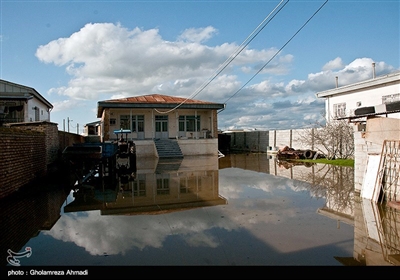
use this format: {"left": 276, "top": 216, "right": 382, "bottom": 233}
{"left": 152, "top": 110, "right": 154, "bottom": 139}
{"left": 176, "top": 111, "right": 179, "bottom": 139}
{"left": 195, "top": 110, "right": 198, "bottom": 139}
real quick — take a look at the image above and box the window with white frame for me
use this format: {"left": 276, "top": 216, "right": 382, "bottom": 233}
{"left": 382, "top": 93, "right": 400, "bottom": 104}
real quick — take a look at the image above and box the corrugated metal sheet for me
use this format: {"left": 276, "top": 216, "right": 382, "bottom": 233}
{"left": 97, "top": 94, "right": 225, "bottom": 117}
{"left": 103, "top": 94, "right": 216, "bottom": 105}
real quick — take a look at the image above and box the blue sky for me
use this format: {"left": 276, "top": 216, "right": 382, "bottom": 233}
{"left": 1, "top": 0, "right": 399, "bottom": 133}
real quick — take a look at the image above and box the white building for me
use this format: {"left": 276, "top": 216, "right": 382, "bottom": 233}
{"left": 316, "top": 70, "right": 400, "bottom": 122}
{"left": 0, "top": 79, "right": 53, "bottom": 126}
{"left": 96, "top": 94, "right": 226, "bottom": 157}
{"left": 316, "top": 70, "right": 400, "bottom": 198}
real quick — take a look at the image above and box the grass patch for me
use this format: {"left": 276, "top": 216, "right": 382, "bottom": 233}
{"left": 295, "top": 158, "right": 354, "bottom": 167}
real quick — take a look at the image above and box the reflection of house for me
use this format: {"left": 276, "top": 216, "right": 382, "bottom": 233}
{"left": 96, "top": 94, "right": 225, "bottom": 157}
{"left": 0, "top": 79, "right": 53, "bottom": 126}
{"left": 64, "top": 156, "right": 227, "bottom": 215}
{"left": 316, "top": 70, "right": 400, "bottom": 122}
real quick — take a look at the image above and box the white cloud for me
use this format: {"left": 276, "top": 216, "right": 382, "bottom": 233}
{"left": 35, "top": 22, "right": 397, "bottom": 130}
{"left": 322, "top": 57, "right": 343, "bottom": 71}
{"left": 218, "top": 55, "right": 397, "bottom": 130}
{"left": 178, "top": 26, "right": 218, "bottom": 43}
{"left": 50, "top": 99, "right": 80, "bottom": 113}
{"left": 35, "top": 22, "right": 291, "bottom": 101}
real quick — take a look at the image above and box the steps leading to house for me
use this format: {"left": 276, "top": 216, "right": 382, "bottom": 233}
{"left": 154, "top": 139, "right": 184, "bottom": 158}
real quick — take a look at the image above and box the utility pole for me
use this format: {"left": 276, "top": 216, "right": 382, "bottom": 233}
{"left": 67, "top": 117, "right": 73, "bottom": 133}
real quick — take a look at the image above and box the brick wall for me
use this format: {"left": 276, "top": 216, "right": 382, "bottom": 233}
{"left": 7, "top": 121, "right": 59, "bottom": 165}
{"left": 0, "top": 127, "right": 46, "bottom": 199}
{"left": 58, "top": 130, "right": 85, "bottom": 154}
{"left": 0, "top": 122, "right": 85, "bottom": 199}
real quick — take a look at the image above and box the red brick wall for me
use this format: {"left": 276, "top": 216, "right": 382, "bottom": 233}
{"left": 0, "top": 122, "right": 87, "bottom": 199}
{"left": 7, "top": 121, "right": 60, "bottom": 165}
{"left": 58, "top": 130, "right": 85, "bottom": 154}
{"left": 0, "top": 127, "right": 46, "bottom": 199}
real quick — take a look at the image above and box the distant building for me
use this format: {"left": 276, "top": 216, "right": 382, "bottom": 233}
{"left": 83, "top": 120, "right": 101, "bottom": 136}
{"left": 316, "top": 70, "right": 400, "bottom": 122}
{"left": 0, "top": 79, "right": 53, "bottom": 126}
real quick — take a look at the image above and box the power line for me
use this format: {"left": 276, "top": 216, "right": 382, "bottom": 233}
{"left": 222, "top": 0, "right": 329, "bottom": 106}
{"left": 189, "top": 0, "right": 289, "bottom": 101}
{"left": 155, "top": 0, "right": 288, "bottom": 114}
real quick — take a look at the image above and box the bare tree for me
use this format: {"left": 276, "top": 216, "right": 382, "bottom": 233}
{"left": 297, "top": 119, "right": 354, "bottom": 160}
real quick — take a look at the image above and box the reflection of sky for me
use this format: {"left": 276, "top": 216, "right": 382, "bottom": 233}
{"left": 38, "top": 166, "right": 352, "bottom": 264}
{"left": 219, "top": 167, "right": 310, "bottom": 199}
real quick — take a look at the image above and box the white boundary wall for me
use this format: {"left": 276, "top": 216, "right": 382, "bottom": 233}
{"left": 224, "top": 128, "right": 328, "bottom": 154}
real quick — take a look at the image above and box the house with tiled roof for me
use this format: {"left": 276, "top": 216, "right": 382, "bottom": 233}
{"left": 96, "top": 94, "right": 225, "bottom": 157}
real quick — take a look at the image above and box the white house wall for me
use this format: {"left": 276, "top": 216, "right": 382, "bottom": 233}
{"left": 326, "top": 82, "right": 400, "bottom": 120}
{"left": 27, "top": 98, "right": 51, "bottom": 122}
{"left": 0, "top": 80, "right": 52, "bottom": 124}
{"left": 108, "top": 108, "right": 213, "bottom": 140}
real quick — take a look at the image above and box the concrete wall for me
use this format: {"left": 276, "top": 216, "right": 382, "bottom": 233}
{"left": 133, "top": 139, "right": 219, "bottom": 157}
{"left": 178, "top": 139, "right": 219, "bottom": 156}
{"left": 224, "top": 128, "right": 327, "bottom": 153}
{"left": 133, "top": 140, "right": 157, "bottom": 157}
{"left": 353, "top": 116, "right": 400, "bottom": 194}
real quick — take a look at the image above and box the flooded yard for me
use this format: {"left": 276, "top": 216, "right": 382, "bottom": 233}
{"left": 1, "top": 153, "right": 398, "bottom": 272}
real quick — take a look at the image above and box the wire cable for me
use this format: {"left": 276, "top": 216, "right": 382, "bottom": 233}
{"left": 155, "top": 0, "right": 288, "bottom": 114}
{"left": 221, "top": 0, "right": 329, "bottom": 106}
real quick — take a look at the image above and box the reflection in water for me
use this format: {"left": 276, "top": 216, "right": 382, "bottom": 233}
{"left": 1, "top": 153, "right": 399, "bottom": 266}
{"left": 352, "top": 198, "right": 400, "bottom": 265}
{"left": 0, "top": 180, "right": 70, "bottom": 266}
{"left": 65, "top": 156, "right": 227, "bottom": 215}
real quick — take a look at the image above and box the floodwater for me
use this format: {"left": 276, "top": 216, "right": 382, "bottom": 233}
{"left": 1, "top": 153, "right": 399, "bottom": 273}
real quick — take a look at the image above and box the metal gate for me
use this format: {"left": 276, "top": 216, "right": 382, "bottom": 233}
{"left": 377, "top": 140, "right": 400, "bottom": 203}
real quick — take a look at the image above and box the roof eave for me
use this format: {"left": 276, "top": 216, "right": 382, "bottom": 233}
{"left": 316, "top": 72, "right": 400, "bottom": 99}
{"left": 97, "top": 102, "right": 225, "bottom": 117}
